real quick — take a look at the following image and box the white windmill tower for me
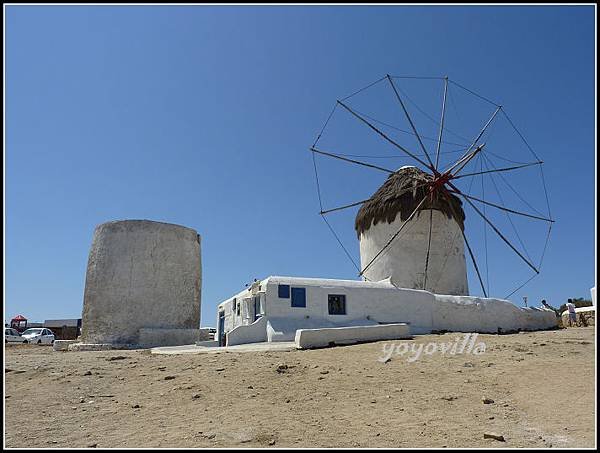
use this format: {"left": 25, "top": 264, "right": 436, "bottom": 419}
{"left": 311, "top": 74, "right": 553, "bottom": 300}
{"left": 355, "top": 165, "right": 469, "bottom": 295}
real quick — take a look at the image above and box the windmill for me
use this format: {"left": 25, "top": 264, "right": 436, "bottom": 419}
{"left": 310, "top": 75, "right": 553, "bottom": 300}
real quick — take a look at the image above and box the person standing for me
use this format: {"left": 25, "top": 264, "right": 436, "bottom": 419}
{"left": 566, "top": 299, "right": 577, "bottom": 327}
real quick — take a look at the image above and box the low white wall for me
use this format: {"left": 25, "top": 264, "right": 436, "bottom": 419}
{"left": 226, "top": 316, "right": 268, "bottom": 346}
{"left": 53, "top": 340, "right": 80, "bottom": 351}
{"left": 433, "top": 295, "right": 557, "bottom": 333}
{"left": 295, "top": 323, "right": 411, "bottom": 349}
{"left": 266, "top": 317, "right": 380, "bottom": 342}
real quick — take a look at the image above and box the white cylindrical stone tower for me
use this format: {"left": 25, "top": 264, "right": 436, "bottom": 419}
{"left": 81, "top": 220, "right": 201, "bottom": 345}
{"left": 356, "top": 166, "right": 469, "bottom": 296}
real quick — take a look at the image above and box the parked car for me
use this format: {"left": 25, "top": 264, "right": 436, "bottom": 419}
{"left": 21, "top": 328, "right": 55, "bottom": 344}
{"left": 5, "top": 327, "right": 27, "bottom": 343}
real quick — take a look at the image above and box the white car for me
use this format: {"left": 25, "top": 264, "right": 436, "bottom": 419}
{"left": 21, "top": 328, "right": 55, "bottom": 345}
{"left": 5, "top": 327, "right": 27, "bottom": 343}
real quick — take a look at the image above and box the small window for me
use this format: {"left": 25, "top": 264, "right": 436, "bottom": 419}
{"left": 232, "top": 299, "right": 237, "bottom": 315}
{"left": 278, "top": 284, "right": 290, "bottom": 299}
{"left": 328, "top": 294, "right": 346, "bottom": 315}
{"left": 291, "top": 287, "right": 306, "bottom": 308}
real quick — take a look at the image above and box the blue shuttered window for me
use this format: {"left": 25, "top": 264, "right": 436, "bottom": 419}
{"left": 291, "top": 287, "right": 306, "bottom": 308}
{"left": 278, "top": 284, "right": 290, "bottom": 298}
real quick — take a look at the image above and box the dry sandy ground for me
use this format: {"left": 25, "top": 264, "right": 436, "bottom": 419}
{"left": 4, "top": 327, "right": 596, "bottom": 448}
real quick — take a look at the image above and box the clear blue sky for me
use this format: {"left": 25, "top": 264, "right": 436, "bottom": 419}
{"left": 5, "top": 5, "right": 596, "bottom": 325}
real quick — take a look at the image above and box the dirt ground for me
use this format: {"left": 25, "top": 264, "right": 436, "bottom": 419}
{"left": 4, "top": 327, "right": 596, "bottom": 448}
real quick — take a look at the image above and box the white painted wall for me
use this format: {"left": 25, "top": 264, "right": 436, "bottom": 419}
{"left": 218, "top": 284, "right": 265, "bottom": 334}
{"left": 227, "top": 316, "right": 268, "bottom": 346}
{"left": 216, "top": 276, "right": 557, "bottom": 345}
{"left": 359, "top": 209, "right": 469, "bottom": 296}
{"left": 433, "top": 295, "right": 556, "bottom": 333}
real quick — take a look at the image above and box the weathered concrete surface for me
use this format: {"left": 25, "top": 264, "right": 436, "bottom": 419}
{"left": 138, "top": 328, "right": 200, "bottom": 347}
{"left": 81, "top": 220, "right": 201, "bottom": 345}
{"left": 68, "top": 343, "right": 115, "bottom": 351}
{"left": 52, "top": 340, "right": 80, "bottom": 351}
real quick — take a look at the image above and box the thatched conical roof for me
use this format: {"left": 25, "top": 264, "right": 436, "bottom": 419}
{"left": 355, "top": 166, "right": 465, "bottom": 238}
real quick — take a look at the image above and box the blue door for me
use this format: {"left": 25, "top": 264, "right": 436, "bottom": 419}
{"left": 218, "top": 312, "right": 226, "bottom": 347}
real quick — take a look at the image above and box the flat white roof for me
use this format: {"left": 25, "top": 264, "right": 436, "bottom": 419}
{"left": 265, "top": 275, "right": 430, "bottom": 292}
{"left": 217, "top": 275, "right": 431, "bottom": 309}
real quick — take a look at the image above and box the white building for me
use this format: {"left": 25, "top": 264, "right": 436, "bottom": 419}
{"left": 216, "top": 276, "right": 556, "bottom": 346}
